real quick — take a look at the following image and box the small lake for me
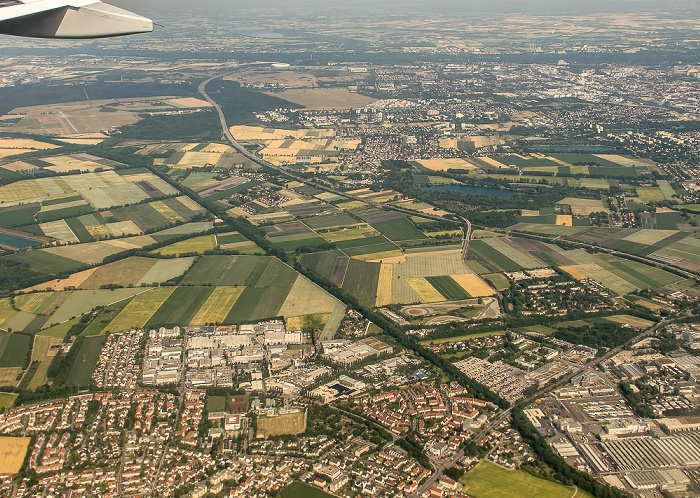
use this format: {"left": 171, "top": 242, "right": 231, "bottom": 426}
{"left": 0, "top": 231, "right": 39, "bottom": 250}
{"left": 422, "top": 184, "right": 516, "bottom": 198}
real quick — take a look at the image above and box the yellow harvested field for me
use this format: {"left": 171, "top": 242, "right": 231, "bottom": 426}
{"left": 451, "top": 274, "right": 496, "bottom": 297}
{"left": 14, "top": 292, "right": 54, "bottom": 314}
{"left": 165, "top": 97, "right": 212, "bottom": 108}
{"left": 406, "top": 277, "right": 445, "bottom": 303}
{"left": 321, "top": 226, "right": 374, "bottom": 243}
{"left": 405, "top": 248, "right": 462, "bottom": 259}
{"left": 560, "top": 265, "right": 587, "bottom": 280}
{"left": 38, "top": 153, "right": 116, "bottom": 173}
{"left": 257, "top": 411, "right": 307, "bottom": 438}
{"left": 594, "top": 154, "right": 655, "bottom": 167}
{"left": 190, "top": 287, "right": 244, "bottom": 325}
{"left": 417, "top": 158, "right": 475, "bottom": 171}
{"left": 278, "top": 276, "right": 342, "bottom": 317}
{"left": 175, "top": 196, "right": 204, "bottom": 211}
{"left": 230, "top": 125, "right": 334, "bottom": 141}
{"left": 1, "top": 161, "right": 38, "bottom": 172}
{"left": 0, "top": 298, "right": 17, "bottom": 329}
{"left": 1, "top": 99, "right": 140, "bottom": 135}
{"left": 201, "top": 143, "right": 232, "bottom": 153}
{"left": 155, "top": 235, "right": 215, "bottom": 256}
{"left": 55, "top": 137, "right": 105, "bottom": 145}
{"left": 375, "top": 264, "right": 393, "bottom": 307}
{"left": 481, "top": 157, "right": 511, "bottom": 169}
{"left": 0, "top": 138, "right": 59, "bottom": 150}
{"left": 557, "top": 197, "right": 608, "bottom": 215}
{"left": 555, "top": 215, "right": 573, "bottom": 226}
{"left": 23, "top": 267, "right": 97, "bottom": 292}
{"left": 356, "top": 249, "right": 403, "bottom": 261}
{"left": 374, "top": 254, "right": 407, "bottom": 264}
{"left": 39, "top": 220, "right": 79, "bottom": 243}
{"left": 104, "top": 287, "right": 176, "bottom": 333}
{"left": 150, "top": 200, "right": 185, "bottom": 222}
{"left": 0, "top": 179, "right": 46, "bottom": 203}
{"left": 425, "top": 230, "right": 462, "bottom": 237}
{"left": 286, "top": 313, "right": 331, "bottom": 331}
{"left": 264, "top": 88, "right": 376, "bottom": 110}
{"left": 0, "top": 436, "right": 31, "bottom": 474}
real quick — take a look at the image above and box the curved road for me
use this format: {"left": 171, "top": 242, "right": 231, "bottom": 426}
{"left": 200, "top": 75, "right": 695, "bottom": 494}
{"left": 200, "top": 75, "right": 697, "bottom": 282}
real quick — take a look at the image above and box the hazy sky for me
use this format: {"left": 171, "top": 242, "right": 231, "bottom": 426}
{"left": 115, "top": 0, "right": 700, "bottom": 15}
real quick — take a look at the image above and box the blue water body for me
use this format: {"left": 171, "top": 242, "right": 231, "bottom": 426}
{"left": 233, "top": 28, "right": 285, "bottom": 39}
{"left": 422, "top": 184, "right": 516, "bottom": 198}
{"left": 0, "top": 231, "right": 39, "bottom": 249}
{"left": 529, "top": 145, "right": 616, "bottom": 153}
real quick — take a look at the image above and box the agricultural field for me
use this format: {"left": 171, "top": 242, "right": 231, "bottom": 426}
{"left": 256, "top": 410, "right": 307, "bottom": 438}
{"left": 301, "top": 245, "right": 496, "bottom": 307}
{"left": 65, "top": 335, "right": 107, "bottom": 388}
{"left": 460, "top": 460, "right": 578, "bottom": 498}
{"left": 0, "top": 170, "right": 195, "bottom": 248}
{"left": 190, "top": 287, "right": 245, "bottom": 325}
{"left": 280, "top": 482, "right": 333, "bottom": 498}
{"left": 0, "top": 169, "right": 177, "bottom": 211}
{"left": 2, "top": 153, "right": 125, "bottom": 174}
{"left": 102, "top": 287, "right": 176, "bottom": 334}
{"left": 0, "top": 436, "right": 31, "bottom": 474}
{"left": 464, "top": 235, "right": 687, "bottom": 296}
{"left": 26, "top": 334, "right": 63, "bottom": 390}
{"left": 0, "top": 333, "right": 31, "bottom": 368}
{"left": 23, "top": 256, "right": 196, "bottom": 292}
{"left": 93, "top": 255, "right": 344, "bottom": 335}
{"left": 601, "top": 314, "right": 654, "bottom": 329}
{"left": 153, "top": 234, "right": 216, "bottom": 256}
{"left": 35, "top": 195, "right": 207, "bottom": 243}
{"left": 0, "top": 392, "right": 17, "bottom": 410}
{"left": 5, "top": 222, "right": 213, "bottom": 272}
{"left": 263, "top": 88, "right": 376, "bottom": 110}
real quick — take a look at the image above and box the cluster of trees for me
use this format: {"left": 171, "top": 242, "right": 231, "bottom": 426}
{"left": 554, "top": 322, "right": 639, "bottom": 349}
{"left": 619, "top": 382, "right": 656, "bottom": 418}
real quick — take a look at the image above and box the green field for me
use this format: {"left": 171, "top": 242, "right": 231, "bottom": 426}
{"left": 460, "top": 461, "right": 576, "bottom": 498}
{"left": 299, "top": 250, "right": 344, "bottom": 280}
{"left": 469, "top": 239, "right": 522, "bottom": 272}
{"left": 103, "top": 287, "right": 175, "bottom": 333}
{"left": 81, "top": 300, "right": 132, "bottom": 336}
{"left": 38, "top": 317, "right": 81, "bottom": 338}
{"left": 206, "top": 395, "right": 226, "bottom": 412}
{"left": 303, "top": 212, "right": 358, "bottom": 229}
{"left": 65, "top": 335, "right": 106, "bottom": 388}
{"left": 602, "top": 314, "right": 654, "bottom": 329}
{"left": 280, "top": 482, "right": 333, "bottom": 498}
{"left": 420, "top": 330, "right": 505, "bottom": 345}
{"left": 0, "top": 334, "right": 31, "bottom": 368}
{"left": 154, "top": 235, "right": 216, "bottom": 256}
{"left": 146, "top": 286, "right": 214, "bottom": 327}
{"left": 425, "top": 276, "right": 471, "bottom": 300}
{"left": 0, "top": 392, "right": 17, "bottom": 410}
{"left": 341, "top": 259, "right": 380, "bottom": 307}
{"left": 371, "top": 217, "right": 426, "bottom": 241}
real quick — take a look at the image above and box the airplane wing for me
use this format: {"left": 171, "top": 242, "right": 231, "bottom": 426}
{"left": 0, "top": 0, "right": 152, "bottom": 38}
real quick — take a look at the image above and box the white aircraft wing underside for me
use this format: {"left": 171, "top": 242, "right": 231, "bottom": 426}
{"left": 0, "top": 0, "right": 152, "bottom": 38}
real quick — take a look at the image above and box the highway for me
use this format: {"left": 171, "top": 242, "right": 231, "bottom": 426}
{"left": 200, "top": 75, "right": 698, "bottom": 283}
{"left": 198, "top": 76, "right": 699, "bottom": 496}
